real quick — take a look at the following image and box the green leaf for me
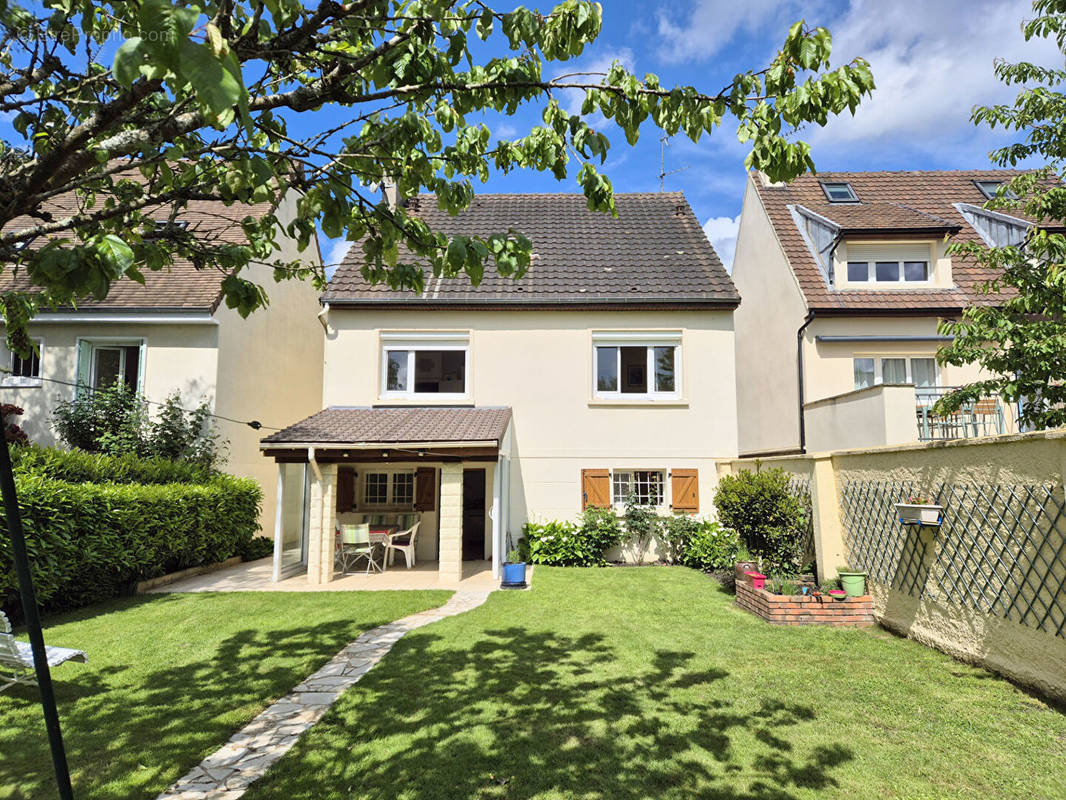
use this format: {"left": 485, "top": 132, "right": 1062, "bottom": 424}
{"left": 178, "top": 39, "right": 242, "bottom": 125}
{"left": 113, "top": 37, "right": 145, "bottom": 87}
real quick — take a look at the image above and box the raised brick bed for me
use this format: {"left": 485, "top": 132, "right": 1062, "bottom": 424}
{"left": 735, "top": 579, "right": 874, "bottom": 627}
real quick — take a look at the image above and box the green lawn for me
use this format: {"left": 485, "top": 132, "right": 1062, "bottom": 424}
{"left": 244, "top": 567, "right": 1066, "bottom": 800}
{"left": 0, "top": 590, "right": 451, "bottom": 800}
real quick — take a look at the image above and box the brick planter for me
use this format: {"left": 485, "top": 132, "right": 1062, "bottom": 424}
{"left": 736, "top": 580, "right": 874, "bottom": 627}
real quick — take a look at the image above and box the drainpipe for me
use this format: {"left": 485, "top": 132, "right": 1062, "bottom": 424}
{"left": 307, "top": 447, "right": 321, "bottom": 482}
{"left": 797, "top": 311, "right": 816, "bottom": 453}
{"left": 317, "top": 302, "right": 332, "bottom": 334}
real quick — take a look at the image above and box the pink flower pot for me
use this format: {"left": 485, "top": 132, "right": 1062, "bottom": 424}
{"left": 745, "top": 571, "right": 766, "bottom": 591}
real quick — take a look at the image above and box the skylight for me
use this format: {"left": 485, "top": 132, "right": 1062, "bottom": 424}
{"left": 974, "top": 180, "right": 1017, "bottom": 200}
{"left": 820, "top": 182, "right": 859, "bottom": 203}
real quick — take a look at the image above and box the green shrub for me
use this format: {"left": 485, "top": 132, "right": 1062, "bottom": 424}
{"left": 0, "top": 473, "right": 261, "bottom": 614}
{"left": 713, "top": 468, "right": 809, "bottom": 574}
{"left": 660, "top": 513, "right": 701, "bottom": 564}
{"left": 11, "top": 442, "right": 217, "bottom": 484}
{"left": 52, "top": 385, "right": 225, "bottom": 468}
{"left": 682, "top": 521, "right": 742, "bottom": 572}
{"left": 579, "top": 506, "right": 624, "bottom": 558}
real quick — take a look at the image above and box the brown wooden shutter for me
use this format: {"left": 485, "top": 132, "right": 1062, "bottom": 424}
{"left": 671, "top": 468, "right": 699, "bottom": 513}
{"left": 415, "top": 467, "right": 436, "bottom": 511}
{"left": 336, "top": 467, "right": 355, "bottom": 512}
{"left": 581, "top": 469, "right": 610, "bottom": 510}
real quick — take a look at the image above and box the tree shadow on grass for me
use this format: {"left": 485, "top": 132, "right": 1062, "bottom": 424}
{"left": 0, "top": 595, "right": 410, "bottom": 800}
{"left": 246, "top": 627, "right": 853, "bottom": 800}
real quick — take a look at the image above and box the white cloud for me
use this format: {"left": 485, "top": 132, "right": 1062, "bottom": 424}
{"left": 806, "top": 0, "right": 1059, "bottom": 155}
{"left": 321, "top": 237, "right": 352, "bottom": 280}
{"left": 655, "top": 1, "right": 804, "bottom": 64}
{"left": 703, "top": 214, "right": 741, "bottom": 273}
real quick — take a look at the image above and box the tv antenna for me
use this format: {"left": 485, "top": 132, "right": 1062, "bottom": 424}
{"left": 658, "top": 134, "right": 690, "bottom": 191}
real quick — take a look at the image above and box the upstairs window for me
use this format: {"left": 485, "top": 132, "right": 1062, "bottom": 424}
{"left": 1, "top": 339, "right": 42, "bottom": 387}
{"left": 854, "top": 357, "right": 938, "bottom": 390}
{"left": 593, "top": 333, "right": 681, "bottom": 399}
{"left": 380, "top": 332, "right": 469, "bottom": 398}
{"left": 820, "top": 182, "right": 859, "bottom": 203}
{"left": 975, "top": 180, "right": 1017, "bottom": 200}
{"left": 76, "top": 339, "right": 143, "bottom": 395}
{"left": 847, "top": 259, "right": 929, "bottom": 283}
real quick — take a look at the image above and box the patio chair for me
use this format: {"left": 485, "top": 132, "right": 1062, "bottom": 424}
{"left": 338, "top": 523, "right": 382, "bottom": 575}
{"left": 384, "top": 521, "right": 421, "bottom": 569}
{"left": 1, "top": 611, "right": 87, "bottom": 694}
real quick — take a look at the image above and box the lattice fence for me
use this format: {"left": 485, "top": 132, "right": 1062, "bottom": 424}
{"left": 787, "top": 475, "right": 816, "bottom": 568}
{"left": 840, "top": 480, "right": 1066, "bottom": 639}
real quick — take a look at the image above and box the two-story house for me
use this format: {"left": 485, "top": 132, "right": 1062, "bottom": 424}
{"left": 261, "top": 192, "right": 740, "bottom": 584}
{"left": 0, "top": 191, "right": 325, "bottom": 528}
{"left": 732, "top": 169, "right": 1030, "bottom": 456}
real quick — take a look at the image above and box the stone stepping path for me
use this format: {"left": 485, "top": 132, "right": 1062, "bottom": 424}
{"left": 156, "top": 590, "right": 491, "bottom": 800}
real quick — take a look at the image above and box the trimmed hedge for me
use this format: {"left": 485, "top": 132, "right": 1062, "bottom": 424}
{"left": 1, "top": 470, "right": 261, "bottom": 615}
{"left": 10, "top": 443, "right": 216, "bottom": 485}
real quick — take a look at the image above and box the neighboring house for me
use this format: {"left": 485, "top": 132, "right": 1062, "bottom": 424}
{"left": 0, "top": 192, "right": 325, "bottom": 529}
{"left": 732, "top": 169, "right": 1031, "bottom": 456}
{"left": 261, "top": 192, "right": 740, "bottom": 584}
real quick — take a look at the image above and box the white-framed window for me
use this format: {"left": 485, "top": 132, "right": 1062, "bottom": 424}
{"left": 380, "top": 332, "right": 469, "bottom": 399}
{"left": 611, "top": 469, "right": 667, "bottom": 507}
{"left": 361, "top": 469, "right": 416, "bottom": 507}
{"left": 846, "top": 259, "right": 929, "bottom": 283}
{"left": 854, "top": 356, "right": 938, "bottom": 391}
{"left": 2, "top": 338, "right": 43, "bottom": 387}
{"left": 592, "top": 332, "right": 681, "bottom": 399}
{"left": 76, "top": 338, "right": 144, "bottom": 393}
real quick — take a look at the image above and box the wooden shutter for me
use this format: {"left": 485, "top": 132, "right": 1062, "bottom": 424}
{"left": 415, "top": 467, "right": 436, "bottom": 511}
{"left": 671, "top": 468, "right": 699, "bottom": 513}
{"left": 581, "top": 469, "right": 610, "bottom": 510}
{"left": 336, "top": 467, "right": 355, "bottom": 512}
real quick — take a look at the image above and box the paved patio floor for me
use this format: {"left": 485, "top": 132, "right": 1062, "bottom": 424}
{"left": 148, "top": 558, "right": 501, "bottom": 593}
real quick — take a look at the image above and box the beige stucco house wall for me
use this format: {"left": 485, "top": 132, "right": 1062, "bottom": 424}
{"left": 0, "top": 191, "right": 324, "bottom": 531}
{"left": 321, "top": 308, "right": 739, "bottom": 550}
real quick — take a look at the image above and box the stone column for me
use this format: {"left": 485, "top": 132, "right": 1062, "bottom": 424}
{"left": 306, "top": 463, "right": 338, "bottom": 585}
{"left": 810, "top": 454, "right": 847, "bottom": 580}
{"left": 438, "top": 464, "right": 463, "bottom": 585}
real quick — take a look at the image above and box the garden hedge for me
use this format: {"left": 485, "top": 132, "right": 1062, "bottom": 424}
{"left": 0, "top": 455, "right": 260, "bottom": 615}
{"left": 10, "top": 442, "right": 216, "bottom": 485}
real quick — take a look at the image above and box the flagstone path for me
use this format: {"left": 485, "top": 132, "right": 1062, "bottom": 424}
{"left": 156, "top": 590, "right": 492, "bottom": 800}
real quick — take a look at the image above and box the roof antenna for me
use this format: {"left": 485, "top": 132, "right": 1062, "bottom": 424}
{"left": 658, "top": 134, "right": 690, "bottom": 192}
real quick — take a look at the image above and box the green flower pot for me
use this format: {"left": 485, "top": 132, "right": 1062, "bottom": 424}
{"left": 838, "top": 571, "right": 866, "bottom": 597}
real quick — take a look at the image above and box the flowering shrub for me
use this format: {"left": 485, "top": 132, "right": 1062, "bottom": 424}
{"left": 524, "top": 507, "right": 625, "bottom": 566}
{"left": 682, "top": 521, "right": 742, "bottom": 572}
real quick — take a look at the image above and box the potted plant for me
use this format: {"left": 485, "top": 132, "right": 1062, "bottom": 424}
{"left": 734, "top": 545, "right": 759, "bottom": 583}
{"left": 837, "top": 566, "right": 867, "bottom": 597}
{"left": 828, "top": 589, "right": 847, "bottom": 601}
{"left": 502, "top": 548, "right": 527, "bottom": 589}
{"left": 894, "top": 493, "right": 943, "bottom": 526}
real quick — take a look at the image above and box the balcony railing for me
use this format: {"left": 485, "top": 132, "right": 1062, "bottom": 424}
{"left": 915, "top": 386, "right": 1007, "bottom": 441}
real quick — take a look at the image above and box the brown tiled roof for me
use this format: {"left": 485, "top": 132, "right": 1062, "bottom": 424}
{"left": 323, "top": 192, "right": 739, "bottom": 308}
{"left": 754, "top": 169, "right": 1042, "bottom": 313}
{"left": 261, "top": 406, "right": 513, "bottom": 446}
{"left": 2, "top": 190, "right": 274, "bottom": 310}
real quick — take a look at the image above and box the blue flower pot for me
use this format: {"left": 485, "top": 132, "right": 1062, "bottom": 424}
{"left": 502, "top": 562, "right": 527, "bottom": 587}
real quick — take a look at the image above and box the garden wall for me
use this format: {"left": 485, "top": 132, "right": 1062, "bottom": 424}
{"left": 735, "top": 579, "right": 873, "bottom": 626}
{"left": 721, "top": 430, "right": 1066, "bottom": 702}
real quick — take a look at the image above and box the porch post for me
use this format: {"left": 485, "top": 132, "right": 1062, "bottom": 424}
{"left": 491, "top": 458, "right": 502, "bottom": 579}
{"left": 271, "top": 462, "right": 284, "bottom": 582}
{"left": 438, "top": 463, "right": 463, "bottom": 584}
{"left": 307, "top": 462, "right": 338, "bottom": 585}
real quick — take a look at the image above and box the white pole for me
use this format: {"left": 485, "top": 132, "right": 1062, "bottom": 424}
{"left": 491, "top": 457, "right": 502, "bottom": 579}
{"left": 272, "top": 462, "right": 284, "bottom": 582}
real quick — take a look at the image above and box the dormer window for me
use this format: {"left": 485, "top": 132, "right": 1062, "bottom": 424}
{"left": 821, "top": 182, "right": 859, "bottom": 203}
{"left": 974, "top": 180, "right": 1017, "bottom": 200}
